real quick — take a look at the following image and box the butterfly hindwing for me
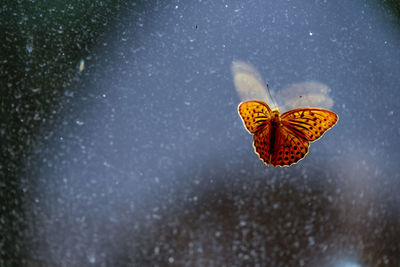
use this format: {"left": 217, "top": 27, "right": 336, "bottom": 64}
{"left": 270, "top": 124, "right": 310, "bottom": 166}
{"left": 238, "top": 101, "right": 272, "bottom": 134}
{"left": 280, "top": 108, "right": 338, "bottom": 142}
{"left": 253, "top": 123, "right": 272, "bottom": 165}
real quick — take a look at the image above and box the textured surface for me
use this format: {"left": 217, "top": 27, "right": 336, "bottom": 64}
{"left": 2, "top": 0, "right": 400, "bottom": 266}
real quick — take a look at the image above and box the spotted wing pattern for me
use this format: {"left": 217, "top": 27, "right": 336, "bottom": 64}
{"left": 270, "top": 125, "right": 310, "bottom": 166}
{"left": 281, "top": 108, "right": 338, "bottom": 141}
{"left": 252, "top": 123, "right": 272, "bottom": 165}
{"left": 238, "top": 101, "right": 272, "bottom": 134}
{"left": 238, "top": 101, "right": 338, "bottom": 167}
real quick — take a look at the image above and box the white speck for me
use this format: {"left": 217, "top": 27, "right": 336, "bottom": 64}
{"left": 154, "top": 31, "right": 163, "bottom": 38}
{"left": 26, "top": 43, "right": 33, "bottom": 53}
{"left": 168, "top": 257, "right": 174, "bottom": 263}
{"left": 273, "top": 203, "right": 280, "bottom": 209}
{"left": 193, "top": 196, "right": 198, "bottom": 201}
{"left": 31, "top": 88, "right": 41, "bottom": 93}
{"left": 76, "top": 120, "right": 84, "bottom": 126}
{"left": 132, "top": 46, "right": 144, "bottom": 53}
{"left": 88, "top": 253, "right": 96, "bottom": 264}
{"left": 332, "top": 260, "right": 361, "bottom": 267}
{"left": 184, "top": 101, "right": 190, "bottom": 106}
{"left": 64, "top": 90, "right": 74, "bottom": 97}
{"left": 154, "top": 246, "right": 160, "bottom": 255}
{"left": 79, "top": 59, "right": 85, "bottom": 72}
{"left": 308, "top": 236, "right": 315, "bottom": 246}
{"left": 234, "top": 9, "right": 240, "bottom": 12}
{"left": 215, "top": 231, "right": 221, "bottom": 237}
{"left": 383, "top": 255, "right": 389, "bottom": 264}
{"left": 309, "top": 32, "right": 313, "bottom": 36}
{"left": 14, "top": 91, "right": 22, "bottom": 99}
{"left": 102, "top": 94, "right": 106, "bottom": 98}
{"left": 103, "top": 161, "right": 111, "bottom": 168}
{"left": 239, "top": 221, "right": 246, "bottom": 226}
{"left": 175, "top": 5, "right": 178, "bottom": 9}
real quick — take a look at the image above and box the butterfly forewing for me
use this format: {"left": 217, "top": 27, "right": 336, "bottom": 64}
{"left": 280, "top": 108, "right": 338, "bottom": 142}
{"left": 238, "top": 101, "right": 272, "bottom": 133}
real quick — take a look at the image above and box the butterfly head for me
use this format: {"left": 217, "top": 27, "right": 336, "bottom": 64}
{"left": 271, "top": 108, "right": 281, "bottom": 121}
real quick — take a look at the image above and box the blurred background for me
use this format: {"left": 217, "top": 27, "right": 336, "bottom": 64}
{"left": 2, "top": 0, "right": 400, "bottom": 266}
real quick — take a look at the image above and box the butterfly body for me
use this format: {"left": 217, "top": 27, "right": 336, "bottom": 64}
{"left": 238, "top": 101, "right": 338, "bottom": 167}
{"left": 264, "top": 109, "right": 280, "bottom": 160}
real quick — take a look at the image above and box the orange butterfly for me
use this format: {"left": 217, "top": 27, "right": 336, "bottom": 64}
{"left": 238, "top": 101, "right": 338, "bottom": 167}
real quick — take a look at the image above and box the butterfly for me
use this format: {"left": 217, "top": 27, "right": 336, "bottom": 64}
{"left": 238, "top": 101, "right": 338, "bottom": 167}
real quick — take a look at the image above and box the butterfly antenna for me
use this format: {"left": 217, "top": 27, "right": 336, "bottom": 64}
{"left": 266, "top": 83, "right": 278, "bottom": 110}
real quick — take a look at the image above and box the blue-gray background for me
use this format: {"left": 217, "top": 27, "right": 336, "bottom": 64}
{"left": 2, "top": 0, "right": 400, "bottom": 266}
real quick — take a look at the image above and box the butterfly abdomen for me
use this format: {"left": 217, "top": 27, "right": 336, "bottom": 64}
{"left": 268, "top": 112, "right": 281, "bottom": 163}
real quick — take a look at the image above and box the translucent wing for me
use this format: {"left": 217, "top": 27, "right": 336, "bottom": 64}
{"left": 271, "top": 125, "right": 310, "bottom": 167}
{"left": 238, "top": 101, "right": 272, "bottom": 134}
{"left": 231, "top": 61, "right": 278, "bottom": 109}
{"left": 281, "top": 108, "right": 338, "bottom": 142}
{"left": 253, "top": 124, "right": 272, "bottom": 165}
{"left": 275, "top": 81, "right": 334, "bottom": 113}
